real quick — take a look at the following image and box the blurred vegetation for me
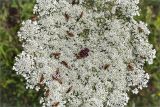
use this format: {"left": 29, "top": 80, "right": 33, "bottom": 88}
{"left": 0, "top": 0, "right": 41, "bottom": 107}
{"left": 0, "top": 0, "right": 160, "bottom": 107}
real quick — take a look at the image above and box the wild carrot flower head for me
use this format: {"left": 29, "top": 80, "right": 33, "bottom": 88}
{"left": 13, "top": 0, "right": 156, "bottom": 107}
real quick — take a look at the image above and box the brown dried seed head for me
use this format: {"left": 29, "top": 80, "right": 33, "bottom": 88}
{"left": 52, "top": 102, "right": 60, "bottom": 107}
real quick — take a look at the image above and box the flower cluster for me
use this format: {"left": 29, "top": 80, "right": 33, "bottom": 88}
{"left": 13, "top": 0, "right": 156, "bottom": 107}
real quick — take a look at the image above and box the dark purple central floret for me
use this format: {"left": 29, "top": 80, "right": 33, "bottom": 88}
{"left": 76, "top": 48, "right": 90, "bottom": 59}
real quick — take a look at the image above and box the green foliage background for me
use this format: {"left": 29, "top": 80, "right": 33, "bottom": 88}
{"left": 0, "top": 0, "right": 160, "bottom": 107}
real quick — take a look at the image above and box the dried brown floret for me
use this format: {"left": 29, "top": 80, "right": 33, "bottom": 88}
{"left": 66, "top": 86, "right": 73, "bottom": 93}
{"left": 138, "top": 27, "right": 143, "bottom": 33}
{"left": 45, "top": 89, "right": 50, "bottom": 97}
{"left": 72, "top": 0, "right": 79, "bottom": 5}
{"left": 77, "top": 11, "right": 83, "bottom": 21}
{"left": 52, "top": 69, "right": 63, "bottom": 84}
{"left": 31, "top": 15, "right": 38, "bottom": 21}
{"left": 52, "top": 102, "right": 60, "bottom": 107}
{"left": 64, "top": 12, "right": 70, "bottom": 22}
{"left": 51, "top": 52, "right": 61, "bottom": 59}
{"left": 61, "top": 61, "right": 70, "bottom": 68}
{"left": 103, "top": 64, "right": 110, "bottom": 70}
{"left": 127, "top": 63, "right": 134, "bottom": 71}
{"left": 40, "top": 74, "right": 44, "bottom": 83}
{"left": 66, "top": 31, "right": 75, "bottom": 37}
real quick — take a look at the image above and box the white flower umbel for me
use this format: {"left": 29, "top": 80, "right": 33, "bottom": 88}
{"left": 13, "top": 0, "right": 156, "bottom": 107}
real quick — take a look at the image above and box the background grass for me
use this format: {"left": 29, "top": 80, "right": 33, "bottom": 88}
{"left": 0, "top": 0, "right": 160, "bottom": 107}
